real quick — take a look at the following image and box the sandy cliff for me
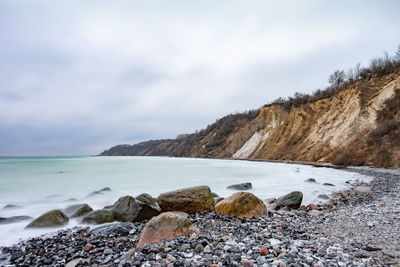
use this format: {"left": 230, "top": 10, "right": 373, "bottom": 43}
{"left": 100, "top": 71, "right": 400, "bottom": 168}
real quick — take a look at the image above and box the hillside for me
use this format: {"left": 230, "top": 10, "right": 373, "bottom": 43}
{"left": 100, "top": 56, "right": 400, "bottom": 169}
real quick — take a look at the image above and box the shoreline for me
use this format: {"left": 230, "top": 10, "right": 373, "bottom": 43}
{"left": 1, "top": 166, "right": 399, "bottom": 266}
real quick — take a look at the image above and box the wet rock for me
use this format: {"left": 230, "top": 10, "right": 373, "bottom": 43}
{"left": 267, "top": 203, "right": 280, "bottom": 211}
{"left": 354, "top": 186, "right": 372, "bottom": 194}
{"left": 157, "top": 185, "right": 214, "bottom": 213}
{"left": 87, "top": 187, "right": 111, "bottom": 197}
{"left": 82, "top": 209, "right": 114, "bottom": 224}
{"left": 2, "top": 204, "right": 22, "bottom": 210}
{"left": 64, "top": 204, "right": 93, "bottom": 218}
{"left": 136, "top": 193, "right": 161, "bottom": 211}
{"left": 0, "top": 215, "right": 32, "bottom": 225}
{"left": 276, "top": 191, "right": 303, "bottom": 209}
{"left": 212, "top": 192, "right": 219, "bottom": 197}
{"left": 111, "top": 195, "right": 160, "bottom": 222}
{"left": 136, "top": 212, "right": 199, "bottom": 248}
{"left": 323, "top": 183, "right": 335, "bottom": 187}
{"left": 305, "top": 178, "right": 317, "bottom": 183}
{"left": 215, "top": 192, "right": 267, "bottom": 218}
{"left": 26, "top": 210, "right": 69, "bottom": 228}
{"left": 90, "top": 222, "right": 133, "bottom": 236}
{"left": 318, "top": 194, "right": 329, "bottom": 200}
{"left": 227, "top": 182, "right": 252, "bottom": 190}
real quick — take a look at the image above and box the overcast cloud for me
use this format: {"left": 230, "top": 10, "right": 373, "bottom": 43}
{"left": 1, "top": 0, "right": 399, "bottom": 155}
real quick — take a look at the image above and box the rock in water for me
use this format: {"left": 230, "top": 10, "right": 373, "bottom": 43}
{"left": 227, "top": 182, "right": 252, "bottom": 190}
{"left": 136, "top": 193, "right": 161, "bottom": 211}
{"left": 214, "top": 197, "right": 224, "bottom": 205}
{"left": 82, "top": 209, "right": 114, "bottom": 224}
{"left": 276, "top": 191, "right": 303, "bottom": 209}
{"left": 0, "top": 215, "right": 32, "bottom": 225}
{"left": 2, "top": 204, "right": 22, "bottom": 210}
{"left": 214, "top": 192, "right": 267, "bottom": 218}
{"left": 157, "top": 185, "right": 214, "bottom": 213}
{"left": 304, "top": 178, "right": 317, "bottom": 183}
{"left": 111, "top": 195, "right": 160, "bottom": 222}
{"left": 136, "top": 212, "right": 199, "bottom": 248}
{"left": 64, "top": 204, "right": 93, "bottom": 218}
{"left": 26, "top": 210, "right": 69, "bottom": 228}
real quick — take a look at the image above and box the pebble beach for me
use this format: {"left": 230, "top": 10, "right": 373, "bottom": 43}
{"left": 1, "top": 166, "right": 399, "bottom": 267}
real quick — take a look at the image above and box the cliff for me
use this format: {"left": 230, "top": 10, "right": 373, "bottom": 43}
{"left": 100, "top": 70, "right": 400, "bottom": 169}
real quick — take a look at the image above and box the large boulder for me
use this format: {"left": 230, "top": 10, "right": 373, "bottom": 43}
{"left": 26, "top": 210, "right": 69, "bottom": 228}
{"left": 111, "top": 195, "right": 160, "bottom": 222}
{"left": 214, "top": 192, "right": 267, "bottom": 218}
{"left": 276, "top": 191, "right": 303, "bottom": 209}
{"left": 136, "top": 212, "right": 199, "bottom": 248}
{"left": 64, "top": 204, "right": 93, "bottom": 218}
{"left": 227, "top": 182, "right": 252, "bottom": 190}
{"left": 82, "top": 209, "right": 114, "bottom": 224}
{"left": 157, "top": 185, "right": 214, "bottom": 213}
{"left": 136, "top": 193, "right": 161, "bottom": 211}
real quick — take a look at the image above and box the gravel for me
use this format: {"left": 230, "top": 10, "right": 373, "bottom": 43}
{"left": 0, "top": 167, "right": 399, "bottom": 266}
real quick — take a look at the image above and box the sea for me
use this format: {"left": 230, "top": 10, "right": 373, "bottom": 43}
{"left": 0, "top": 156, "right": 372, "bottom": 246}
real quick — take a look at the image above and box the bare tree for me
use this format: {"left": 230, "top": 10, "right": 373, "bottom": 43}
{"left": 328, "top": 70, "right": 346, "bottom": 88}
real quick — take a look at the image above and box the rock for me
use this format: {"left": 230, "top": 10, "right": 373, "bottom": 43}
{"left": 0, "top": 215, "right": 32, "bottom": 225}
{"left": 26, "top": 210, "right": 69, "bottom": 228}
{"left": 90, "top": 222, "right": 133, "bottom": 236}
{"left": 157, "top": 185, "right": 214, "bottom": 213}
{"left": 307, "top": 204, "right": 319, "bottom": 210}
{"left": 136, "top": 193, "right": 161, "bottom": 211}
{"left": 267, "top": 203, "right": 280, "bottom": 211}
{"left": 82, "top": 209, "right": 114, "bottom": 224}
{"left": 305, "top": 178, "right": 317, "bottom": 183}
{"left": 309, "top": 210, "right": 323, "bottom": 216}
{"left": 227, "top": 182, "right": 252, "bottom": 190}
{"left": 260, "top": 246, "right": 269, "bottom": 256}
{"left": 318, "top": 194, "right": 329, "bottom": 200}
{"left": 269, "top": 238, "right": 282, "bottom": 246}
{"left": 214, "top": 192, "right": 267, "bottom": 218}
{"left": 111, "top": 195, "right": 160, "bottom": 222}
{"left": 103, "top": 205, "right": 113, "bottom": 209}
{"left": 214, "top": 197, "right": 224, "bottom": 205}
{"left": 64, "top": 204, "right": 93, "bottom": 218}
{"left": 276, "top": 191, "right": 303, "bottom": 209}
{"left": 354, "top": 186, "right": 372, "bottom": 194}
{"left": 241, "top": 259, "right": 254, "bottom": 266}
{"left": 66, "top": 258, "right": 84, "bottom": 267}
{"left": 2, "top": 204, "right": 22, "bottom": 210}
{"left": 136, "top": 212, "right": 199, "bottom": 248}
{"left": 87, "top": 187, "right": 111, "bottom": 197}
{"left": 264, "top": 198, "right": 276, "bottom": 204}
{"left": 323, "top": 183, "right": 335, "bottom": 186}
{"left": 212, "top": 192, "right": 219, "bottom": 197}
{"left": 83, "top": 243, "right": 94, "bottom": 252}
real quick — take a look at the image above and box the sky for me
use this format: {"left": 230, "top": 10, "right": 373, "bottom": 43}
{"left": 1, "top": 1, "right": 400, "bottom": 156}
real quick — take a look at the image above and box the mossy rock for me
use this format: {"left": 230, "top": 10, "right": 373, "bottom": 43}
{"left": 215, "top": 192, "right": 266, "bottom": 218}
{"left": 276, "top": 191, "right": 303, "bottom": 209}
{"left": 82, "top": 209, "right": 115, "bottom": 224}
{"left": 26, "top": 210, "right": 69, "bottom": 228}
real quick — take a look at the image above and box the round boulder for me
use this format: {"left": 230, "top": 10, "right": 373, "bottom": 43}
{"left": 136, "top": 212, "right": 199, "bottom": 248}
{"left": 26, "top": 209, "right": 69, "bottom": 228}
{"left": 64, "top": 204, "right": 93, "bottom": 218}
{"left": 82, "top": 209, "right": 114, "bottom": 224}
{"left": 214, "top": 192, "right": 267, "bottom": 218}
{"left": 111, "top": 195, "right": 160, "bottom": 222}
{"left": 157, "top": 185, "right": 214, "bottom": 213}
{"left": 227, "top": 182, "right": 252, "bottom": 190}
{"left": 276, "top": 191, "right": 303, "bottom": 209}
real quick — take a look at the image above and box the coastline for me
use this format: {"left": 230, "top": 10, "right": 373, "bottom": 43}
{"left": 1, "top": 166, "right": 399, "bottom": 266}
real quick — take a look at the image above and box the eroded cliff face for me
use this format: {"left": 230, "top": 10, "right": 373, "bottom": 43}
{"left": 100, "top": 72, "right": 400, "bottom": 168}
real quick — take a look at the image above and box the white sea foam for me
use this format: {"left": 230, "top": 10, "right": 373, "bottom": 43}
{"left": 0, "top": 156, "right": 372, "bottom": 246}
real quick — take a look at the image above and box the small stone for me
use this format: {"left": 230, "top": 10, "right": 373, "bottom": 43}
{"left": 103, "top": 248, "right": 113, "bottom": 255}
{"left": 318, "top": 194, "right": 329, "bottom": 200}
{"left": 195, "top": 244, "right": 204, "bottom": 253}
{"left": 268, "top": 203, "right": 280, "bottom": 211}
{"left": 204, "top": 245, "right": 212, "bottom": 253}
{"left": 241, "top": 259, "right": 253, "bottom": 266}
{"left": 260, "top": 246, "right": 269, "bottom": 256}
{"left": 83, "top": 243, "right": 94, "bottom": 252}
{"left": 279, "top": 262, "right": 286, "bottom": 267}
{"left": 309, "top": 210, "right": 323, "bottom": 216}
{"left": 307, "top": 204, "right": 319, "bottom": 210}
{"left": 305, "top": 178, "right": 316, "bottom": 183}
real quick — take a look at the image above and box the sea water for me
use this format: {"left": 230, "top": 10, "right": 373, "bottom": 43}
{"left": 0, "top": 156, "right": 372, "bottom": 246}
